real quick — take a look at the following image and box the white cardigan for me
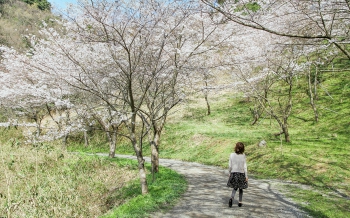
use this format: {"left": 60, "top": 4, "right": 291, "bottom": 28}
{"left": 228, "top": 153, "right": 248, "bottom": 177}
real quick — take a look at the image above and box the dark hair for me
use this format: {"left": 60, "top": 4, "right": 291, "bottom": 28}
{"left": 235, "top": 142, "right": 245, "bottom": 154}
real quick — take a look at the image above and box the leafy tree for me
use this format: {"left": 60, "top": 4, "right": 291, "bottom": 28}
{"left": 21, "top": 0, "right": 51, "bottom": 11}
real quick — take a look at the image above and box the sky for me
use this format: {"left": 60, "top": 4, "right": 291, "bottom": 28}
{"left": 49, "top": 0, "right": 78, "bottom": 12}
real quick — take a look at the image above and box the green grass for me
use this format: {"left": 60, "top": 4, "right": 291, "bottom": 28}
{"left": 0, "top": 128, "right": 187, "bottom": 218}
{"left": 72, "top": 81, "right": 348, "bottom": 217}
{"left": 0, "top": 137, "right": 139, "bottom": 217}
{"left": 281, "top": 184, "right": 350, "bottom": 218}
{"left": 94, "top": 71, "right": 349, "bottom": 217}
{"left": 160, "top": 97, "right": 349, "bottom": 216}
{"left": 101, "top": 164, "right": 187, "bottom": 218}
{"left": 67, "top": 130, "right": 135, "bottom": 155}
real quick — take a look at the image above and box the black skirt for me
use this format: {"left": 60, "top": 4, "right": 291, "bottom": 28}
{"left": 227, "top": 172, "right": 248, "bottom": 189}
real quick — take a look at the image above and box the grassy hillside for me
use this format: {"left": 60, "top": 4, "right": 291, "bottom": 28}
{"left": 77, "top": 69, "right": 349, "bottom": 217}
{"left": 0, "top": 129, "right": 187, "bottom": 217}
{"left": 158, "top": 70, "right": 350, "bottom": 217}
{"left": 0, "top": 133, "right": 136, "bottom": 217}
{"left": 0, "top": 0, "right": 55, "bottom": 51}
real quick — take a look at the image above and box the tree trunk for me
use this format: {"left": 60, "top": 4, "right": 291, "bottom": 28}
{"left": 282, "top": 124, "right": 290, "bottom": 143}
{"left": 137, "top": 158, "right": 148, "bottom": 195}
{"left": 274, "top": 124, "right": 290, "bottom": 142}
{"left": 282, "top": 77, "right": 293, "bottom": 143}
{"left": 109, "top": 132, "right": 117, "bottom": 158}
{"left": 308, "top": 66, "right": 319, "bottom": 122}
{"left": 250, "top": 106, "right": 263, "bottom": 125}
{"left": 204, "top": 81, "right": 211, "bottom": 115}
{"left": 130, "top": 111, "right": 148, "bottom": 194}
{"left": 132, "top": 136, "right": 148, "bottom": 194}
{"left": 204, "top": 94, "right": 211, "bottom": 115}
{"left": 151, "top": 131, "right": 160, "bottom": 174}
{"left": 62, "top": 133, "right": 68, "bottom": 150}
{"left": 33, "top": 115, "right": 42, "bottom": 138}
{"left": 106, "top": 131, "right": 117, "bottom": 158}
{"left": 84, "top": 131, "right": 89, "bottom": 147}
{"left": 36, "top": 124, "right": 41, "bottom": 138}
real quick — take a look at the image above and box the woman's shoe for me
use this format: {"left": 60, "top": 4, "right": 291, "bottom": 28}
{"left": 229, "top": 198, "right": 233, "bottom": 207}
{"left": 238, "top": 202, "right": 242, "bottom": 207}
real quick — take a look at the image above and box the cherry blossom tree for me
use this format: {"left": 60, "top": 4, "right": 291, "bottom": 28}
{"left": 234, "top": 44, "right": 308, "bottom": 142}
{"left": 18, "top": 0, "right": 225, "bottom": 194}
{"left": 202, "top": 0, "right": 350, "bottom": 60}
{"left": 138, "top": 8, "right": 231, "bottom": 174}
{"left": 0, "top": 46, "right": 75, "bottom": 143}
{"left": 74, "top": 92, "right": 127, "bottom": 158}
{"left": 303, "top": 47, "right": 339, "bottom": 123}
{"left": 0, "top": 0, "right": 235, "bottom": 194}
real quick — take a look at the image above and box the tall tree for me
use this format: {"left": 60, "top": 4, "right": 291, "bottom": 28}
{"left": 1, "top": 0, "right": 230, "bottom": 193}
{"left": 235, "top": 45, "right": 307, "bottom": 142}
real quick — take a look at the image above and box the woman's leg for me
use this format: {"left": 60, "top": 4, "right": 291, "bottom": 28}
{"left": 231, "top": 188, "right": 238, "bottom": 199}
{"left": 238, "top": 188, "right": 243, "bottom": 202}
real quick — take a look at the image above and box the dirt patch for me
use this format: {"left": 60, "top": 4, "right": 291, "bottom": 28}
{"left": 190, "top": 134, "right": 210, "bottom": 146}
{"left": 313, "top": 163, "right": 328, "bottom": 174}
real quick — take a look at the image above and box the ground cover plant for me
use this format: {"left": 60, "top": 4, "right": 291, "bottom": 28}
{"left": 0, "top": 129, "right": 187, "bottom": 218}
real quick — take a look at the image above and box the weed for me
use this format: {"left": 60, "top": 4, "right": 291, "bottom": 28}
{"left": 0, "top": 142, "right": 138, "bottom": 217}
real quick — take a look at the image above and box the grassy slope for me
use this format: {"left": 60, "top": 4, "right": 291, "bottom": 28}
{"left": 0, "top": 134, "right": 137, "bottom": 217}
{"left": 0, "top": 0, "right": 56, "bottom": 51}
{"left": 0, "top": 129, "right": 187, "bottom": 218}
{"left": 95, "top": 70, "right": 349, "bottom": 218}
{"left": 101, "top": 165, "right": 186, "bottom": 218}
{"left": 68, "top": 70, "right": 349, "bottom": 217}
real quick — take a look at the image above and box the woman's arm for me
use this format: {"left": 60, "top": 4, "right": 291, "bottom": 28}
{"left": 244, "top": 155, "right": 248, "bottom": 181}
{"left": 228, "top": 153, "right": 232, "bottom": 174}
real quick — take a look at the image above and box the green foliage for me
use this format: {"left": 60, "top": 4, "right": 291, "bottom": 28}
{"left": 0, "top": 128, "right": 25, "bottom": 144}
{"left": 245, "top": 2, "right": 260, "bottom": 11}
{"left": 234, "top": 1, "right": 261, "bottom": 13}
{"left": 282, "top": 185, "right": 350, "bottom": 218}
{"left": 216, "top": 0, "right": 261, "bottom": 12}
{"left": 21, "top": 0, "right": 51, "bottom": 11}
{"left": 67, "top": 130, "right": 134, "bottom": 155}
{"left": 217, "top": 0, "right": 226, "bottom": 5}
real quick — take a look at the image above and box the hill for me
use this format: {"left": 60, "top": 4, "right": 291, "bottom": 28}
{"left": 157, "top": 69, "right": 350, "bottom": 217}
{"left": 0, "top": 0, "right": 54, "bottom": 51}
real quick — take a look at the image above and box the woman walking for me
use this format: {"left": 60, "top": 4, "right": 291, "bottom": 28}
{"left": 227, "top": 142, "right": 248, "bottom": 207}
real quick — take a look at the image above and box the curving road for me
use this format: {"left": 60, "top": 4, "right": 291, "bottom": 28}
{"left": 111, "top": 154, "right": 310, "bottom": 218}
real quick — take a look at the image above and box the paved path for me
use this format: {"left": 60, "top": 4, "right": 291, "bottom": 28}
{"left": 112, "top": 154, "right": 310, "bottom": 218}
